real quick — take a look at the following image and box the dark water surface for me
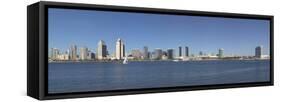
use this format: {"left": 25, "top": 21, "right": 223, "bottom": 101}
{"left": 48, "top": 60, "right": 270, "bottom": 93}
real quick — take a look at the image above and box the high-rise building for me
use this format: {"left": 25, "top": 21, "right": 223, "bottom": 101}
{"left": 154, "top": 48, "right": 162, "bottom": 60}
{"left": 185, "top": 46, "right": 189, "bottom": 57}
{"left": 167, "top": 49, "right": 174, "bottom": 59}
{"left": 87, "top": 50, "right": 95, "bottom": 60}
{"left": 50, "top": 48, "right": 59, "bottom": 60}
{"left": 143, "top": 46, "right": 149, "bottom": 59}
{"left": 97, "top": 40, "right": 107, "bottom": 60}
{"left": 179, "top": 46, "right": 182, "bottom": 57}
{"left": 218, "top": 48, "right": 224, "bottom": 58}
{"left": 70, "top": 45, "right": 77, "bottom": 60}
{"left": 50, "top": 48, "right": 53, "bottom": 59}
{"left": 116, "top": 38, "right": 125, "bottom": 60}
{"left": 148, "top": 52, "right": 151, "bottom": 59}
{"left": 255, "top": 46, "right": 262, "bottom": 58}
{"left": 50, "top": 48, "right": 54, "bottom": 59}
{"left": 151, "top": 52, "right": 155, "bottom": 59}
{"left": 80, "top": 47, "right": 88, "bottom": 60}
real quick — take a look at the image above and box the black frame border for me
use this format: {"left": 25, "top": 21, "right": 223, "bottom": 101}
{"left": 37, "top": 1, "right": 273, "bottom": 100}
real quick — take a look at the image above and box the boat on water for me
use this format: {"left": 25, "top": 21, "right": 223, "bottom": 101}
{"left": 123, "top": 56, "right": 128, "bottom": 64}
{"left": 173, "top": 59, "right": 180, "bottom": 62}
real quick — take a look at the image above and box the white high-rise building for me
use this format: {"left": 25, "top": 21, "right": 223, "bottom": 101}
{"left": 115, "top": 38, "right": 125, "bottom": 60}
{"left": 97, "top": 40, "right": 107, "bottom": 60}
{"left": 80, "top": 47, "right": 88, "bottom": 60}
{"left": 50, "top": 48, "right": 59, "bottom": 60}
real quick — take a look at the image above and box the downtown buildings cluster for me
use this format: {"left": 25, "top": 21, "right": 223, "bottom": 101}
{"left": 49, "top": 38, "right": 268, "bottom": 62}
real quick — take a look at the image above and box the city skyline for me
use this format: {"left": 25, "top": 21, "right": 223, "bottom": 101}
{"left": 48, "top": 8, "right": 270, "bottom": 56}
{"left": 49, "top": 38, "right": 267, "bottom": 61}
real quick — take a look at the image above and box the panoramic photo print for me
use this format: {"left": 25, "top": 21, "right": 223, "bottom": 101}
{"left": 48, "top": 8, "right": 270, "bottom": 94}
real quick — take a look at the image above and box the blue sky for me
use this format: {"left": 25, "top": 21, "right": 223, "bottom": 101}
{"left": 48, "top": 8, "right": 270, "bottom": 56}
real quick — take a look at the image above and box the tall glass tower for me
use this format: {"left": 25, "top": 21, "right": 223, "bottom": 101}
{"left": 185, "top": 46, "right": 189, "bottom": 57}
{"left": 255, "top": 46, "right": 262, "bottom": 58}
{"left": 179, "top": 46, "right": 182, "bottom": 57}
{"left": 115, "top": 38, "right": 125, "bottom": 60}
{"left": 143, "top": 46, "right": 149, "bottom": 59}
{"left": 70, "top": 45, "right": 77, "bottom": 60}
{"left": 218, "top": 48, "right": 224, "bottom": 58}
{"left": 167, "top": 49, "right": 174, "bottom": 59}
{"left": 97, "top": 40, "right": 107, "bottom": 60}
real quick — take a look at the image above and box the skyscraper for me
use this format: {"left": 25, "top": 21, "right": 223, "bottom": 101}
{"left": 88, "top": 50, "right": 95, "bottom": 60}
{"left": 167, "top": 49, "right": 174, "bottom": 59}
{"left": 70, "top": 45, "right": 77, "bottom": 60}
{"left": 143, "top": 46, "right": 149, "bottom": 59}
{"left": 80, "top": 47, "right": 88, "bottom": 60}
{"left": 255, "top": 46, "right": 262, "bottom": 58}
{"left": 185, "top": 46, "right": 189, "bottom": 57}
{"left": 116, "top": 38, "right": 125, "bottom": 60}
{"left": 179, "top": 46, "right": 182, "bottom": 57}
{"left": 148, "top": 52, "right": 151, "bottom": 59}
{"left": 218, "top": 48, "right": 224, "bottom": 58}
{"left": 97, "top": 40, "right": 107, "bottom": 60}
{"left": 154, "top": 48, "right": 162, "bottom": 60}
{"left": 50, "top": 48, "right": 59, "bottom": 60}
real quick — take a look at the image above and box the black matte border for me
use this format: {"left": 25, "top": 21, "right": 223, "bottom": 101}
{"left": 39, "top": 1, "right": 273, "bottom": 100}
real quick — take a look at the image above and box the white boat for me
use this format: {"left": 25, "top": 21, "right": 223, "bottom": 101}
{"left": 173, "top": 59, "right": 179, "bottom": 62}
{"left": 123, "top": 56, "right": 128, "bottom": 64}
{"left": 182, "top": 58, "right": 190, "bottom": 61}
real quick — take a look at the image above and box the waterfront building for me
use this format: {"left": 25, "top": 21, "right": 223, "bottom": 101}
{"left": 154, "top": 48, "right": 162, "bottom": 60}
{"left": 50, "top": 48, "right": 60, "bottom": 60}
{"left": 57, "top": 53, "right": 70, "bottom": 60}
{"left": 162, "top": 54, "right": 168, "bottom": 60}
{"left": 148, "top": 52, "right": 152, "bottom": 60}
{"left": 179, "top": 46, "right": 182, "bottom": 57}
{"left": 70, "top": 45, "right": 77, "bottom": 60}
{"left": 88, "top": 51, "right": 95, "bottom": 60}
{"left": 185, "top": 46, "right": 189, "bottom": 57}
{"left": 218, "top": 48, "right": 224, "bottom": 58}
{"left": 143, "top": 46, "right": 149, "bottom": 59}
{"left": 255, "top": 46, "right": 263, "bottom": 58}
{"left": 50, "top": 48, "right": 54, "bottom": 59}
{"left": 167, "top": 49, "right": 174, "bottom": 59}
{"left": 116, "top": 38, "right": 125, "bottom": 60}
{"left": 151, "top": 52, "right": 155, "bottom": 59}
{"left": 131, "top": 49, "right": 142, "bottom": 59}
{"left": 97, "top": 40, "right": 107, "bottom": 60}
{"left": 80, "top": 47, "right": 88, "bottom": 60}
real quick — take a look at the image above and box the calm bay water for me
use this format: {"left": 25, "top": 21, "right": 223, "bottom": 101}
{"left": 48, "top": 60, "right": 270, "bottom": 94}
